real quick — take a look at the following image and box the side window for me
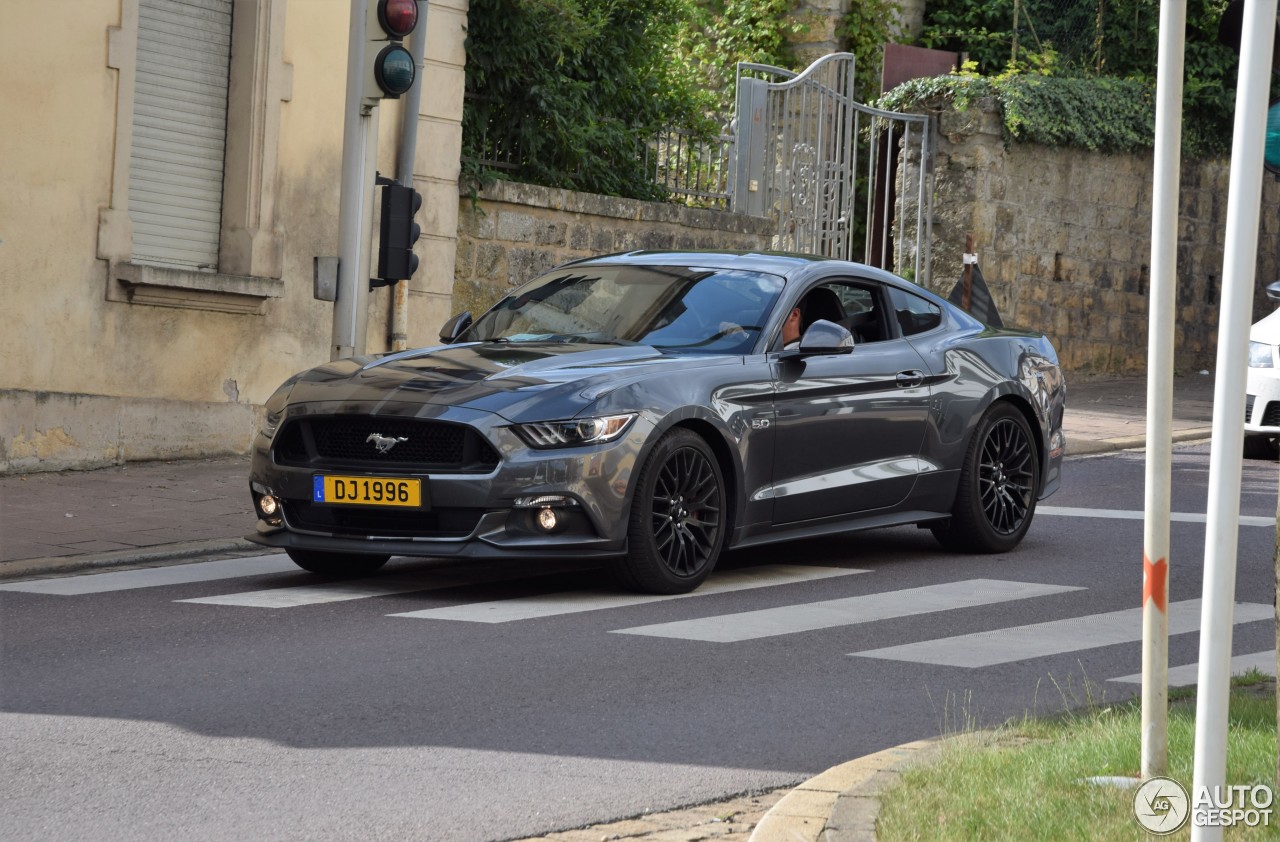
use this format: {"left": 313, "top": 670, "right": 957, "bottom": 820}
{"left": 825, "top": 281, "right": 889, "bottom": 344}
{"left": 889, "top": 287, "right": 943, "bottom": 336}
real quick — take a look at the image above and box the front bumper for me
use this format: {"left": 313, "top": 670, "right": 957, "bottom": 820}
{"left": 247, "top": 401, "right": 650, "bottom": 559}
{"left": 1245, "top": 367, "right": 1280, "bottom": 435}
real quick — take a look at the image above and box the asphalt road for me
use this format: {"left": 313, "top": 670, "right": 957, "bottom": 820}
{"left": 2, "top": 443, "right": 1277, "bottom": 841}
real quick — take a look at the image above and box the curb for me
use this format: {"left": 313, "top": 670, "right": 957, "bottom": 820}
{"left": 0, "top": 538, "right": 278, "bottom": 582}
{"left": 747, "top": 738, "right": 943, "bottom": 842}
{"left": 1065, "top": 426, "right": 1212, "bottom": 456}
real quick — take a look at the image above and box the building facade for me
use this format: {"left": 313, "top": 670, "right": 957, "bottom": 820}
{"left": 0, "top": 0, "right": 468, "bottom": 473}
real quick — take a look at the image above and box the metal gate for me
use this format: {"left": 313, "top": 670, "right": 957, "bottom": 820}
{"left": 730, "top": 53, "right": 934, "bottom": 286}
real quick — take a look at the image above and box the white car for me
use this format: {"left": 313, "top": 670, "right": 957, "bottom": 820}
{"left": 1246, "top": 285, "right": 1280, "bottom": 458}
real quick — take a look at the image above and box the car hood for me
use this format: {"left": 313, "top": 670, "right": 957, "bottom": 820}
{"left": 282, "top": 342, "right": 737, "bottom": 422}
{"left": 1252, "top": 308, "right": 1280, "bottom": 345}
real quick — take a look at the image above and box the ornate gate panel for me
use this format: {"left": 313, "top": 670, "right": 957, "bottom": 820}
{"left": 731, "top": 53, "right": 934, "bottom": 286}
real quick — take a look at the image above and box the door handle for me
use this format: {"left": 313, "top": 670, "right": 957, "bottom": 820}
{"left": 896, "top": 370, "right": 925, "bottom": 388}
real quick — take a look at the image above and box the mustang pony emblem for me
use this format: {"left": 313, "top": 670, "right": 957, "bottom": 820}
{"left": 366, "top": 433, "right": 409, "bottom": 454}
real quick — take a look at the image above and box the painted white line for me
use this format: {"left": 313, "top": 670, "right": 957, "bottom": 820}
{"left": 1109, "top": 651, "right": 1276, "bottom": 687}
{"left": 176, "top": 565, "right": 565, "bottom": 608}
{"left": 610, "top": 579, "right": 1082, "bottom": 642}
{"left": 0, "top": 556, "right": 300, "bottom": 596}
{"left": 850, "top": 599, "right": 1274, "bottom": 667}
{"left": 1038, "top": 506, "right": 1274, "bottom": 528}
{"left": 387, "top": 565, "right": 868, "bottom": 623}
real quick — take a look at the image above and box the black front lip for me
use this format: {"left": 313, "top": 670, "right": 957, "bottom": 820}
{"left": 246, "top": 521, "right": 627, "bottom": 560}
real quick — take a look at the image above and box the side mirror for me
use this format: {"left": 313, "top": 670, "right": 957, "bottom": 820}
{"left": 788, "top": 319, "right": 855, "bottom": 356}
{"left": 1267, "top": 281, "right": 1280, "bottom": 302}
{"left": 438, "top": 311, "right": 473, "bottom": 344}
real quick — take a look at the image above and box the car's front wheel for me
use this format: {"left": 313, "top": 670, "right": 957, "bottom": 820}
{"left": 932, "top": 401, "right": 1039, "bottom": 553}
{"left": 1243, "top": 434, "right": 1279, "bottom": 460}
{"left": 285, "top": 548, "right": 390, "bottom": 577}
{"left": 612, "top": 428, "right": 726, "bottom": 594}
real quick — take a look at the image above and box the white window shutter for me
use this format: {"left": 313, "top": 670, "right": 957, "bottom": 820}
{"left": 129, "top": 0, "right": 233, "bottom": 270}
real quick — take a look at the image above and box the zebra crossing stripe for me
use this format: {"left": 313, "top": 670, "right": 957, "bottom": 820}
{"left": 176, "top": 564, "right": 576, "bottom": 608}
{"left": 386, "top": 565, "right": 868, "bottom": 623}
{"left": 0, "top": 555, "right": 300, "bottom": 595}
{"left": 1109, "top": 651, "right": 1276, "bottom": 687}
{"left": 609, "top": 579, "right": 1082, "bottom": 642}
{"left": 851, "top": 599, "right": 1274, "bottom": 667}
{"left": 1037, "top": 506, "right": 1274, "bottom": 528}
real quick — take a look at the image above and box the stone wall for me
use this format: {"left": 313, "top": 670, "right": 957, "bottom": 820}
{"left": 452, "top": 182, "right": 776, "bottom": 321}
{"left": 917, "top": 98, "right": 1280, "bottom": 376}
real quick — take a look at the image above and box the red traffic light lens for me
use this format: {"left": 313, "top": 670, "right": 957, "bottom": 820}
{"left": 380, "top": 0, "right": 417, "bottom": 38}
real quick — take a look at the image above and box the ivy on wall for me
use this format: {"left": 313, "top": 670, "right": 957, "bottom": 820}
{"left": 879, "top": 71, "right": 1158, "bottom": 153}
{"left": 910, "top": 0, "right": 1260, "bottom": 159}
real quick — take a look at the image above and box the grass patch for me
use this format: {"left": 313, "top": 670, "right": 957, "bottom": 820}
{"left": 878, "top": 676, "right": 1278, "bottom": 840}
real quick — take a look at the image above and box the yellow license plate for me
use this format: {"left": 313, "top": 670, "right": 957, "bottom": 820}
{"left": 313, "top": 475, "right": 422, "bottom": 508}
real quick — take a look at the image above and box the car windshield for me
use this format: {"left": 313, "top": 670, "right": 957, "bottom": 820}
{"left": 465, "top": 265, "right": 786, "bottom": 354}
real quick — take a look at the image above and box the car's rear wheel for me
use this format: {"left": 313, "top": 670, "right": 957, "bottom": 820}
{"left": 613, "top": 428, "right": 726, "bottom": 594}
{"left": 285, "top": 548, "right": 390, "bottom": 577}
{"left": 932, "top": 401, "right": 1039, "bottom": 553}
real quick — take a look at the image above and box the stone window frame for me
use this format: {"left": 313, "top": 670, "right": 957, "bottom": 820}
{"left": 97, "top": 0, "right": 293, "bottom": 315}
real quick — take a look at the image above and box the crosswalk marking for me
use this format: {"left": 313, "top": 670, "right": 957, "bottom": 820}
{"left": 851, "top": 599, "right": 1274, "bottom": 667}
{"left": 1038, "top": 506, "right": 1274, "bottom": 528}
{"left": 1109, "top": 651, "right": 1276, "bottom": 687}
{"left": 609, "top": 579, "right": 1083, "bottom": 642}
{"left": 176, "top": 564, "right": 577, "bottom": 608}
{"left": 386, "top": 565, "right": 868, "bottom": 623}
{"left": 0, "top": 556, "right": 299, "bottom": 596}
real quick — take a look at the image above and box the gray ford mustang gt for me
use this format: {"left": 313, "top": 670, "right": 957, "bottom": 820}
{"left": 247, "top": 251, "right": 1065, "bottom": 593}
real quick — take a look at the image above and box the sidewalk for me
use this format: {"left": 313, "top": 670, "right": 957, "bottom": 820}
{"left": 0, "top": 373, "right": 1223, "bottom": 842}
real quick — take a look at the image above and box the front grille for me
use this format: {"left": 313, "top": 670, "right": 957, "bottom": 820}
{"left": 1246, "top": 394, "right": 1256, "bottom": 423}
{"left": 1264, "top": 402, "right": 1280, "bottom": 427}
{"left": 274, "top": 416, "right": 500, "bottom": 472}
{"left": 284, "top": 501, "right": 487, "bottom": 538}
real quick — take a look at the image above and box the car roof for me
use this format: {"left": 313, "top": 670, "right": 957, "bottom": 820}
{"left": 563, "top": 250, "right": 841, "bottom": 279}
{"left": 556, "top": 249, "right": 937, "bottom": 302}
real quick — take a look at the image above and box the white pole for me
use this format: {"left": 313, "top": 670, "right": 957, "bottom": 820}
{"left": 1142, "top": 0, "right": 1187, "bottom": 781}
{"left": 332, "top": 0, "right": 375, "bottom": 360}
{"left": 1190, "top": 0, "right": 1277, "bottom": 837}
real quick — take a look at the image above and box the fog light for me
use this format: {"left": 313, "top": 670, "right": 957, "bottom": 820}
{"left": 259, "top": 494, "right": 279, "bottom": 516}
{"left": 536, "top": 506, "right": 559, "bottom": 532}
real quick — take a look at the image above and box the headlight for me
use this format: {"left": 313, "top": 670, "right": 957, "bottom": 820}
{"left": 513, "top": 414, "right": 637, "bottom": 448}
{"left": 1249, "top": 341, "right": 1274, "bottom": 368}
{"left": 259, "top": 373, "right": 305, "bottom": 439}
{"left": 261, "top": 408, "right": 285, "bottom": 440}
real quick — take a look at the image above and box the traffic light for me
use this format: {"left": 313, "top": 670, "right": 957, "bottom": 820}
{"left": 1218, "top": 0, "right": 1280, "bottom": 173}
{"left": 373, "top": 181, "right": 422, "bottom": 286}
{"left": 362, "top": 0, "right": 418, "bottom": 109}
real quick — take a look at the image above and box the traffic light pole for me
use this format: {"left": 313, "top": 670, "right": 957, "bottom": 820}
{"left": 333, "top": 0, "right": 377, "bottom": 360}
{"left": 1190, "top": 0, "right": 1278, "bottom": 837}
{"left": 390, "top": 0, "right": 429, "bottom": 352}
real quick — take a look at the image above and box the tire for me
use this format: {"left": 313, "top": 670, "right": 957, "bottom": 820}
{"left": 931, "top": 401, "right": 1040, "bottom": 553}
{"left": 612, "top": 428, "right": 727, "bottom": 594}
{"left": 1243, "top": 434, "right": 1280, "bottom": 460}
{"left": 285, "top": 548, "right": 390, "bottom": 577}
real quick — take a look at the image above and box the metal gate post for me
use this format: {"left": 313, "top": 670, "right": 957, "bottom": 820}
{"left": 732, "top": 78, "right": 769, "bottom": 218}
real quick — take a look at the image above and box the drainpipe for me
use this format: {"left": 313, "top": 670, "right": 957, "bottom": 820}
{"left": 391, "top": 0, "right": 429, "bottom": 351}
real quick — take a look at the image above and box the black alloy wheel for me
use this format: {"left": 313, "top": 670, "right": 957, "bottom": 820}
{"left": 614, "top": 428, "right": 726, "bottom": 594}
{"left": 285, "top": 548, "right": 390, "bottom": 577}
{"left": 932, "top": 401, "right": 1039, "bottom": 553}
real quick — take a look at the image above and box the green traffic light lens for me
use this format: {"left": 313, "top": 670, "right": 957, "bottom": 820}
{"left": 375, "top": 45, "right": 415, "bottom": 97}
{"left": 1266, "top": 101, "right": 1279, "bottom": 174}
